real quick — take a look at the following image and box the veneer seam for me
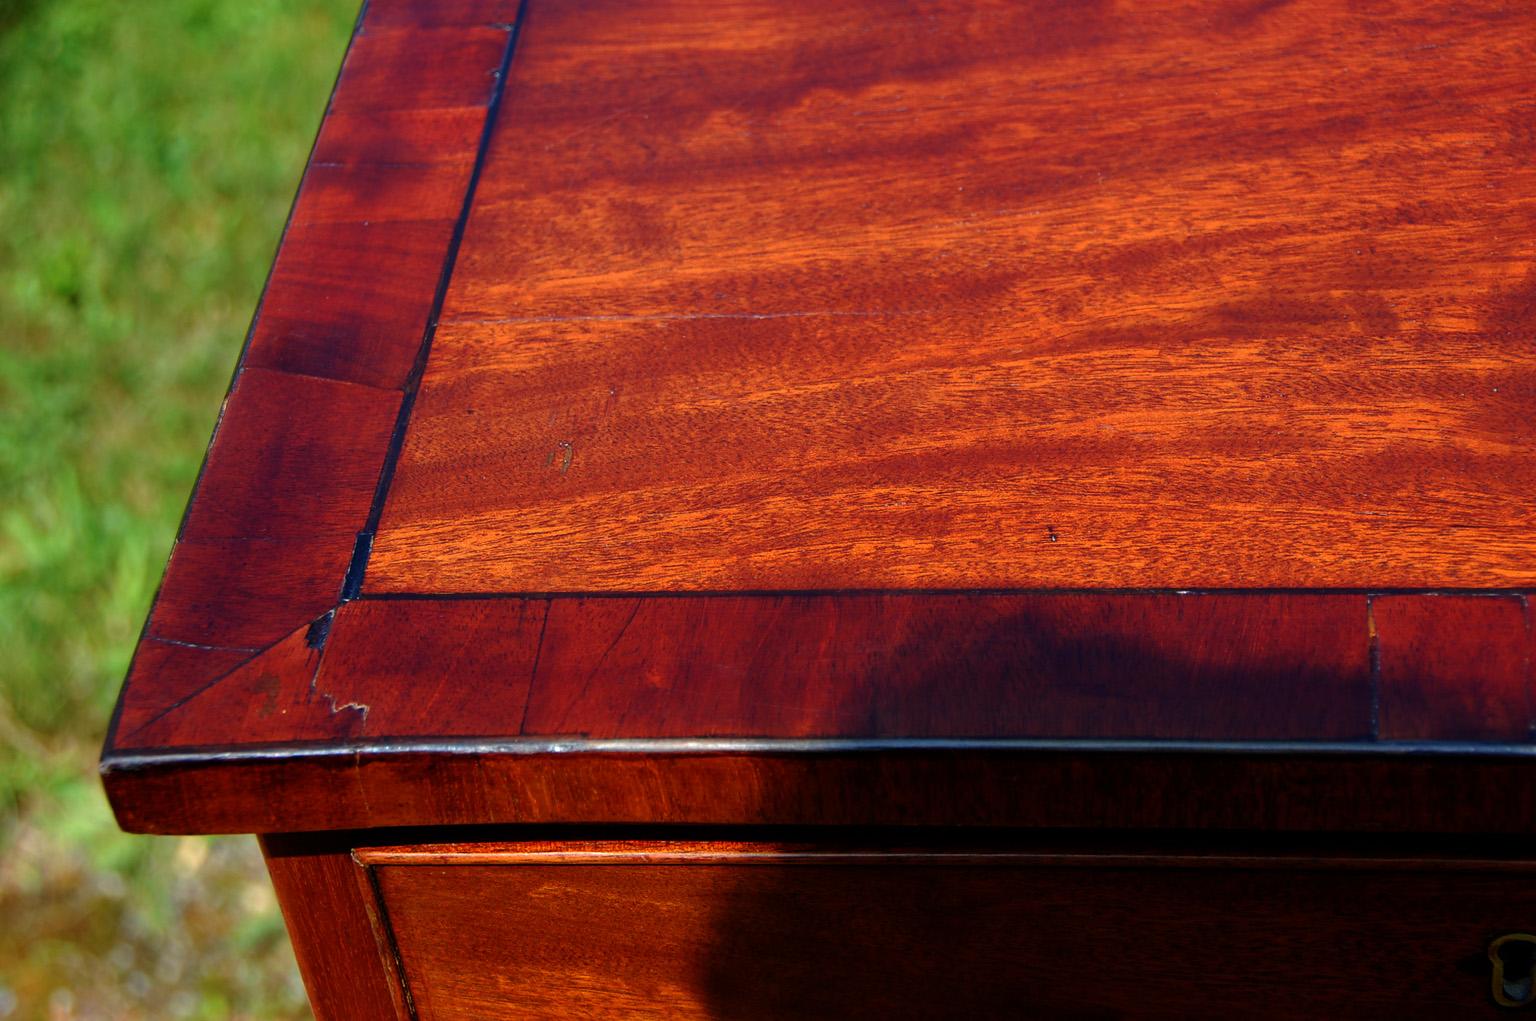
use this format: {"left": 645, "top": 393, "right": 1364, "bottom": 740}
{"left": 117, "top": 613, "right": 337, "bottom": 742}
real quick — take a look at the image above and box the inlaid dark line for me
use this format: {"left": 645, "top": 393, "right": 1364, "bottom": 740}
{"left": 515, "top": 600, "right": 553, "bottom": 736}
{"left": 359, "top": 862, "right": 422, "bottom": 1021}
{"left": 352, "top": 586, "right": 1536, "bottom": 601}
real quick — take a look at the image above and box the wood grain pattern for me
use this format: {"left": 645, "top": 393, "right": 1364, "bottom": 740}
{"left": 1376, "top": 595, "right": 1532, "bottom": 741}
{"left": 109, "top": 585, "right": 1536, "bottom": 835}
{"left": 310, "top": 105, "right": 485, "bottom": 166}
{"left": 143, "top": 536, "right": 345, "bottom": 653}
{"left": 263, "top": 834, "right": 407, "bottom": 1021}
{"left": 290, "top": 163, "right": 470, "bottom": 226}
{"left": 113, "top": 641, "right": 257, "bottom": 741}
{"left": 521, "top": 592, "right": 1373, "bottom": 739}
{"left": 110, "top": 590, "right": 1373, "bottom": 757}
{"left": 299, "top": 593, "right": 1371, "bottom": 742}
{"left": 140, "top": 368, "right": 397, "bottom": 679}
{"left": 362, "top": 0, "right": 521, "bottom": 28}
{"left": 369, "top": 0, "right": 1536, "bottom": 592}
{"left": 369, "top": 839, "right": 1536, "bottom": 1018}
{"left": 298, "top": 598, "right": 548, "bottom": 741}
{"left": 99, "top": 7, "right": 1536, "bottom": 1018}
{"left": 244, "top": 218, "right": 458, "bottom": 389}
{"left": 177, "top": 369, "right": 398, "bottom": 545}
{"left": 329, "top": 27, "right": 507, "bottom": 114}
{"left": 117, "top": 620, "right": 359, "bottom": 750}
{"left": 101, "top": 0, "right": 1536, "bottom": 847}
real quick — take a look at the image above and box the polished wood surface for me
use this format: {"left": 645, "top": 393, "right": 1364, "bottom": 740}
{"left": 1375, "top": 594, "right": 1533, "bottom": 742}
{"left": 108, "top": 590, "right": 1536, "bottom": 834}
{"left": 103, "top": 0, "right": 1536, "bottom": 839}
{"left": 358, "top": 837, "right": 1536, "bottom": 1019}
{"left": 370, "top": 0, "right": 1536, "bottom": 592}
{"left": 120, "top": 592, "right": 1376, "bottom": 747}
{"left": 103, "top": 5, "right": 1536, "bottom": 1016}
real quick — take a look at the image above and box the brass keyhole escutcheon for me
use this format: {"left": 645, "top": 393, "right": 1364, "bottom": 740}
{"left": 1491, "top": 934, "right": 1536, "bottom": 1008}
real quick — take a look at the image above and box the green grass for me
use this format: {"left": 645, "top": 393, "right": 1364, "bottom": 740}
{"left": 0, "top": 1, "right": 358, "bottom": 1016}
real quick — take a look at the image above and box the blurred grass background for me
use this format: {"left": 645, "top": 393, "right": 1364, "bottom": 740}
{"left": 0, "top": 0, "right": 358, "bottom": 1016}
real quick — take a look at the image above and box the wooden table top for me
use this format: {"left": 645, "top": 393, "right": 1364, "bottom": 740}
{"left": 103, "top": 0, "right": 1536, "bottom": 835}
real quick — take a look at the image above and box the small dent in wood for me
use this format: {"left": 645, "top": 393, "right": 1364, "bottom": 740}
{"left": 547, "top": 440, "right": 574, "bottom": 475}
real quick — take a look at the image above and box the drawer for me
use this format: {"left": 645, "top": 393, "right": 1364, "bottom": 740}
{"left": 355, "top": 840, "right": 1536, "bottom": 1019}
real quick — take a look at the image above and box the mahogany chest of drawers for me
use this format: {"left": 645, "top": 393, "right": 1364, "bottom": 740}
{"left": 104, "top": 0, "right": 1536, "bottom": 1016}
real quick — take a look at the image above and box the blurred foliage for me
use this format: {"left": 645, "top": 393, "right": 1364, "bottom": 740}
{"left": 0, "top": 0, "right": 358, "bottom": 1016}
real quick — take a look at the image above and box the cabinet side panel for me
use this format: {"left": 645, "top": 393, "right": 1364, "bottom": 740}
{"left": 261, "top": 834, "right": 410, "bottom": 1021}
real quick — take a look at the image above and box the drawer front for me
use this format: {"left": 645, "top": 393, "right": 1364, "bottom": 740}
{"left": 362, "top": 843, "right": 1536, "bottom": 1019}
